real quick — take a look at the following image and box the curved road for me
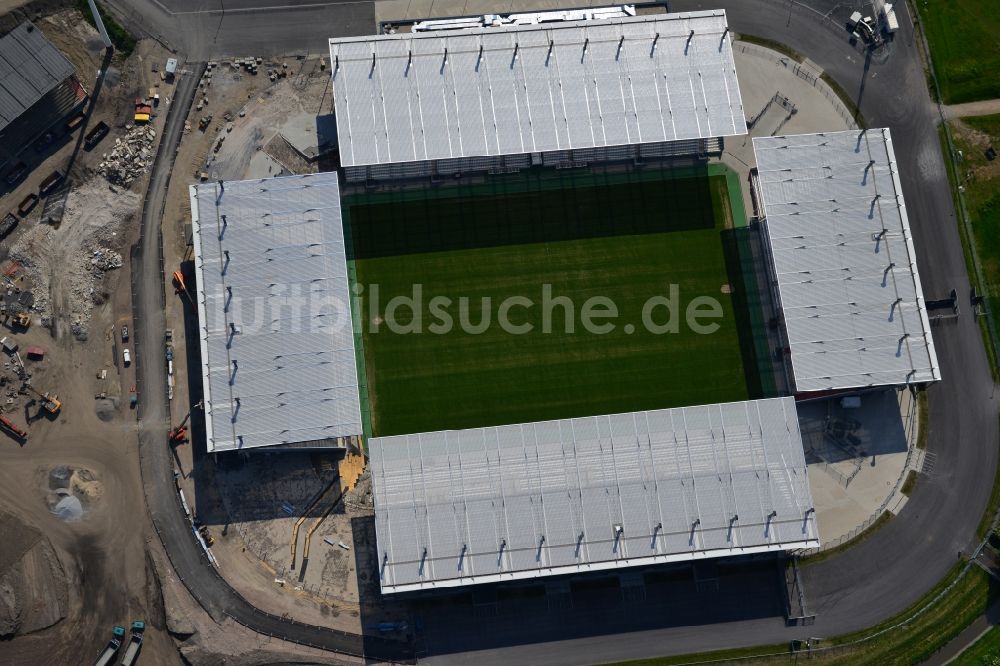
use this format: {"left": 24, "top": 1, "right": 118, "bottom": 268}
{"left": 123, "top": 0, "right": 998, "bottom": 663}
{"left": 130, "top": 59, "right": 410, "bottom": 662}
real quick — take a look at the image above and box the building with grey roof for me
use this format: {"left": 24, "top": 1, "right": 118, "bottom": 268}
{"left": 370, "top": 397, "right": 818, "bottom": 594}
{"left": 0, "top": 21, "right": 85, "bottom": 172}
{"left": 329, "top": 9, "right": 745, "bottom": 181}
{"left": 752, "top": 128, "right": 940, "bottom": 393}
{"left": 190, "top": 172, "right": 363, "bottom": 453}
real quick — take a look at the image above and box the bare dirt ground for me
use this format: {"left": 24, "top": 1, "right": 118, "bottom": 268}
{"left": 11, "top": 180, "right": 138, "bottom": 338}
{"left": 0, "top": 10, "right": 191, "bottom": 665}
{"left": 950, "top": 119, "right": 1000, "bottom": 182}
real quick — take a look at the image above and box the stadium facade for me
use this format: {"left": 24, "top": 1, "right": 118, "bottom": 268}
{"left": 188, "top": 6, "right": 940, "bottom": 596}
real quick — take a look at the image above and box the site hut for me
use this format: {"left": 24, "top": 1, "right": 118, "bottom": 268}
{"left": 328, "top": 9, "right": 747, "bottom": 182}
{"left": 189, "top": 172, "right": 363, "bottom": 454}
{"left": 0, "top": 21, "right": 88, "bottom": 174}
{"left": 751, "top": 128, "right": 940, "bottom": 396}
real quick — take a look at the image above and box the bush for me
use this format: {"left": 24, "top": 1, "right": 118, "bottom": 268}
{"left": 76, "top": 0, "right": 136, "bottom": 59}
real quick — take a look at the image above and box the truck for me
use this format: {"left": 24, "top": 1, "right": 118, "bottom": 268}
{"left": 880, "top": 2, "right": 899, "bottom": 34}
{"left": 120, "top": 621, "right": 144, "bottom": 666}
{"left": 0, "top": 213, "right": 18, "bottom": 240}
{"left": 94, "top": 626, "right": 125, "bottom": 666}
{"left": 84, "top": 121, "right": 110, "bottom": 151}
{"left": 17, "top": 193, "right": 38, "bottom": 216}
{"left": 38, "top": 171, "right": 63, "bottom": 196}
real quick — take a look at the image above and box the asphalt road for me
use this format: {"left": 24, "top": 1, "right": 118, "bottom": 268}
{"left": 129, "top": 59, "right": 408, "bottom": 661}
{"left": 121, "top": 0, "right": 1000, "bottom": 664}
{"left": 101, "top": 0, "right": 374, "bottom": 59}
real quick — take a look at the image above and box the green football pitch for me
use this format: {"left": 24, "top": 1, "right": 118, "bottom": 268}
{"left": 345, "top": 166, "right": 770, "bottom": 438}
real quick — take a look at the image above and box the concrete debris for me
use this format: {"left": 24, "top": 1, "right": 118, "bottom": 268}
{"left": 98, "top": 125, "right": 158, "bottom": 187}
{"left": 90, "top": 249, "right": 123, "bottom": 271}
{"left": 10, "top": 181, "right": 139, "bottom": 339}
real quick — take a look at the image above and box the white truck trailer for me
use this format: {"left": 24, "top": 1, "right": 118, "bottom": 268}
{"left": 94, "top": 626, "right": 124, "bottom": 666}
{"left": 120, "top": 621, "right": 145, "bottom": 666}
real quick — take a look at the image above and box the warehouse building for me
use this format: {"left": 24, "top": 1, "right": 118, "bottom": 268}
{"left": 0, "top": 21, "right": 87, "bottom": 173}
{"left": 328, "top": 9, "right": 746, "bottom": 181}
{"left": 190, "top": 172, "right": 362, "bottom": 453}
{"left": 752, "top": 128, "right": 940, "bottom": 393}
{"left": 370, "top": 397, "right": 818, "bottom": 594}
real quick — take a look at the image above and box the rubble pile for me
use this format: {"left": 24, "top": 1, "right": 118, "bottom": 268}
{"left": 90, "top": 249, "right": 123, "bottom": 271}
{"left": 98, "top": 125, "right": 157, "bottom": 187}
{"left": 9, "top": 181, "right": 139, "bottom": 340}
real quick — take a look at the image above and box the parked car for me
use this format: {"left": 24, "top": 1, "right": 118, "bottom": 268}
{"left": 121, "top": 324, "right": 129, "bottom": 342}
{"left": 122, "top": 348, "right": 131, "bottom": 366}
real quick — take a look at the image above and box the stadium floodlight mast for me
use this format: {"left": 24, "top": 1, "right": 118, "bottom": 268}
{"left": 86, "top": 0, "right": 112, "bottom": 51}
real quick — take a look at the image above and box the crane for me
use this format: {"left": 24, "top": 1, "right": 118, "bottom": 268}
{"left": 23, "top": 384, "right": 61, "bottom": 416}
{"left": 168, "top": 400, "right": 202, "bottom": 444}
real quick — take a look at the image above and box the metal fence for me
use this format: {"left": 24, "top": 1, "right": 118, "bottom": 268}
{"left": 734, "top": 41, "right": 860, "bottom": 130}
{"left": 800, "top": 389, "right": 920, "bottom": 553}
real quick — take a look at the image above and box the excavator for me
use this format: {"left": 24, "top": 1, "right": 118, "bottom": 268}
{"left": 24, "top": 384, "right": 61, "bottom": 416}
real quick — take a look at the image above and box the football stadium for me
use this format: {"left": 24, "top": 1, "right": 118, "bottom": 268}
{"left": 190, "top": 6, "right": 938, "bottom": 594}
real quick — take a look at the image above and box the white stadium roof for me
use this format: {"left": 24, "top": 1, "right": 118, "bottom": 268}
{"left": 369, "top": 397, "right": 818, "bottom": 594}
{"left": 329, "top": 10, "right": 746, "bottom": 168}
{"left": 754, "top": 129, "right": 940, "bottom": 392}
{"left": 190, "top": 173, "right": 362, "bottom": 452}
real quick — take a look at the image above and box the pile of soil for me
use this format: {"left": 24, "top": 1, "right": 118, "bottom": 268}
{"left": 0, "top": 511, "right": 67, "bottom": 637}
{"left": 45, "top": 465, "right": 103, "bottom": 521}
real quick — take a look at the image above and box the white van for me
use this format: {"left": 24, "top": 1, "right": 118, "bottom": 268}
{"left": 123, "top": 348, "right": 131, "bottom": 366}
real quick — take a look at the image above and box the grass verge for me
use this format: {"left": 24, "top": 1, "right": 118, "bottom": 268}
{"left": 734, "top": 33, "right": 864, "bottom": 128}
{"left": 901, "top": 470, "right": 918, "bottom": 496}
{"left": 76, "top": 0, "right": 136, "bottom": 58}
{"left": 913, "top": 0, "right": 1000, "bottom": 104}
{"left": 976, "top": 414, "right": 1000, "bottom": 541}
{"left": 797, "top": 512, "right": 892, "bottom": 566}
{"left": 938, "top": 118, "right": 1000, "bottom": 381}
{"left": 819, "top": 72, "right": 866, "bottom": 129}
{"left": 733, "top": 33, "right": 804, "bottom": 63}
{"left": 953, "top": 623, "right": 1000, "bottom": 665}
{"left": 603, "top": 564, "right": 993, "bottom": 666}
{"left": 917, "top": 390, "right": 929, "bottom": 450}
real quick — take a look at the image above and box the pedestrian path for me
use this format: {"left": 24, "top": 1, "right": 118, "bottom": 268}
{"left": 943, "top": 98, "right": 1000, "bottom": 119}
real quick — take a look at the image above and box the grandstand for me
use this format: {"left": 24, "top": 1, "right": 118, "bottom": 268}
{"left": 752, "top": 128, "right": 940, "bottom": 392}
{"left": 370, "top": 398, "right": 818, "bottom": 593}
{"left": 190, "top": 173, "right": 362, "bottom": 453}
{"left": 328, "top": 9, "right": 745, "bottom": 181}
